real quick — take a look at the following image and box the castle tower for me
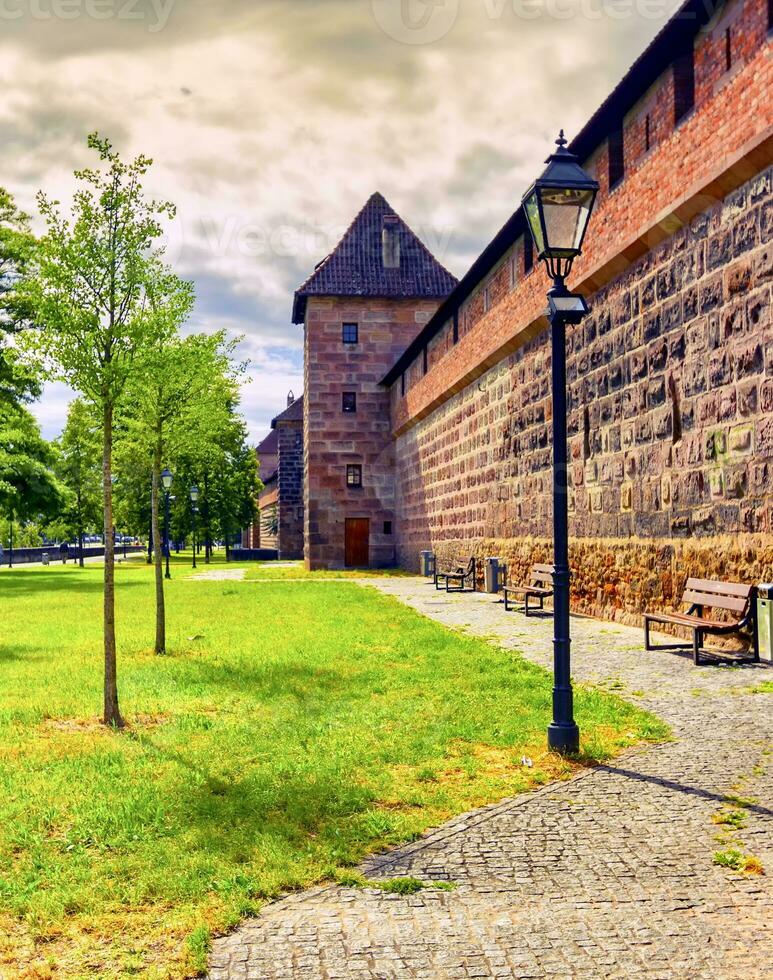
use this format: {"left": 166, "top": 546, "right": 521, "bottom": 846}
{"left": 293, "top": 192, "right": 457, "bottom": 569}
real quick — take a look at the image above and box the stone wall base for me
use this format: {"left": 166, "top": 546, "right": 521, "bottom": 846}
{"left": 403, "top": 534, "right": 773, "bottom": 629}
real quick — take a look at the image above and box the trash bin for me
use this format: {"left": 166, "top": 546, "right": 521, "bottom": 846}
{"left": 420, "top": 550, "right": 435, "bottom": 577}
{"left": 484, "top": 556, "right": 502, "bottom": 594}
{"left": 757, "top": 583, "right": 773, "bottom": 663}
{"left": 41, "top": 552, "right": 50, "bottom": 566}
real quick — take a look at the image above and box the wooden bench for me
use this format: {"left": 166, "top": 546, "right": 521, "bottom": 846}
{"left": 434, "top": 555, "right": 477, "bottom": 593}
{"left": 502, "top": 564, "right": 554, "bottom": 615}
{"left": 643, "top": 578, "right": 759, "bottom": 666}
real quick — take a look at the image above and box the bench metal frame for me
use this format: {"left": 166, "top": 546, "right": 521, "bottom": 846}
{"left": 643, "top": 578, "right": 759, "bottom": 666}
{"left": 502, "top": 564, "right": 555, "bottom": 616}
{"left": 434, "top": 556, "right": 477, "bottom": 593}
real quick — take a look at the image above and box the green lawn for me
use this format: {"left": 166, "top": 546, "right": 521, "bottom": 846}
{"left": 0, "top": 557, "right": 667, "bottom": 978}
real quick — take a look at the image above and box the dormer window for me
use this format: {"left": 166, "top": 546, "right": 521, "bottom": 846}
{"left": 342, "top": 392, "right": 357, "bottom": 413}
{"left": 342, "top": 322, "right": 358, "bottom": 344}
{"left": 382, "top": 214, "right": 400, "bottom": 268}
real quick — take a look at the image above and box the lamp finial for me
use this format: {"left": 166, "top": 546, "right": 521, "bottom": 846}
{"left": 556, "top": 130, "right": 567, "bottom": 148}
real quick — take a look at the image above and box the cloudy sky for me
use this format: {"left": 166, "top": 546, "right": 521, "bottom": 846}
{"left": 1, "top": 0, "right": 681, "bottom": 443}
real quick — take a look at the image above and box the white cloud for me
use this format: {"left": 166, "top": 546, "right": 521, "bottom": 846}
{"left": 4, "top": 0, "right": 678, "bottom": 443}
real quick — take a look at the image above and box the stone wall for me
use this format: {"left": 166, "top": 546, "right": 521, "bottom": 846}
{"left": 276, "top": 418, "right": 304, "bottom": 560}
{"left": 395, "top": 164, "right": 773, "bottom": 623}
{"left": 304, "top": 296, "right": 441, "bottom": 568}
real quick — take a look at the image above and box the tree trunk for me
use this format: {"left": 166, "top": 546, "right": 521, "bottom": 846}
{"left": 102, "top": 401, "right": 123, "bottom": 728}
{"left": 152, "top": 435, "right": 166, "bottom": 655}
{"left": 77, "top": 490, "right": 84, "bottom": 568}
{"left": 204, "top": 471, "right": 211, "bottom": 564}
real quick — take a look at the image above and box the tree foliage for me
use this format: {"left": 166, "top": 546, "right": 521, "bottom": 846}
{"left": 0, "top": 401, "right": 65, "bottom": 523}
{"left": 20, "top": 134, "right": 193, "bottom": 727}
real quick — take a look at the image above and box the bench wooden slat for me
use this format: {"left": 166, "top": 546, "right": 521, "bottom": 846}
{"left": 684, "top": 578, "right": 753, "bottom": 599}
{"left": 504, "top": 585, "right": 552, "bottom": 597}
{"left": 682, "top": 589, "right": 748, "bottom": 614}
{"left": 644, "top": 576, "right": 758, "bottom": 665}
{"left": 646, "top": 610, "right": 732, "bottom": 630}
{"left": 532, "top": 564, "right": 555, "bottom": 574}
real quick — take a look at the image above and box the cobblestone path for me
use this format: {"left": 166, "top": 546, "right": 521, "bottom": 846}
{"left": 210, "top": 577, "right": 772, "bottom": 979}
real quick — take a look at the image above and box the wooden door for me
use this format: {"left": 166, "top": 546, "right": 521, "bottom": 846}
{"left": 345, "top": 518, "right": 370, "bottom": 568}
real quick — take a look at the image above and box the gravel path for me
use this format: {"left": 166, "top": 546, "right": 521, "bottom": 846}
{"left": 210, "top": 576, "right": 772, "bottom": 979}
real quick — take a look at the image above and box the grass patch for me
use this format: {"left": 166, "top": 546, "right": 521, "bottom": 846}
{"left": 0, "top": 557, "right": 666, "bottom": 976}
{"left": 712, "top": 809, "right": 747, "bottom": 830}
{"left": 713, "top": 849, "right": 765, "bottom": 875}
{"left": 332, "top": 871, "right": 456, "bottom": 894}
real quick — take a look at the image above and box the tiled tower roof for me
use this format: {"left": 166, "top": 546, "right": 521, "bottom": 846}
{"left": 292, "top": 192, "right": 458, "bottom": 323}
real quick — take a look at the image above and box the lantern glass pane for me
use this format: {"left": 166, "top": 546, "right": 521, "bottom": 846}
{"left": 539, "top": 187, "right": 594, "bottom": 255}
{"left": 523, "top": 191, "right": 545, "bottom": 256}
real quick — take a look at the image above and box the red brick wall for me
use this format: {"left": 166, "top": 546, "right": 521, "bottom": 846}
{"left": 304, "top": 296, "right": 440, "bottom": 568}
{"left": 391, "top": 0, "right": 773, "bottom": 432}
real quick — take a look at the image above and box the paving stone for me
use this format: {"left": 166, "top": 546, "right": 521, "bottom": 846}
{"left": 210, "top": 577, "right": 772, "bottom": 979}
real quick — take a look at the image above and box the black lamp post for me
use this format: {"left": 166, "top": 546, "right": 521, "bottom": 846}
{"left": 190, "top": 485, "right": 199, "bottom": 569}
{"left": 521, "top": 131, "right": 598, "bottom": 755}
{"left": 161, "top": 467, "right": 173, "bottom": 580}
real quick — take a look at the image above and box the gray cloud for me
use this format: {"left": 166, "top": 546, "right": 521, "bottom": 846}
{"left": 2, "top": 0, "right": 680, "bottom": 441}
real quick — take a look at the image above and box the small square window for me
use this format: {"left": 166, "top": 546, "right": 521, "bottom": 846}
{"left": 342, "top": 392, "right": 357, "bottom": 413}
{"left": 342, "top": 322, "right": 358, "bottom": 344}
{"left": 383, "top": 521, "right": 392, "bottom": 535}
{"left": 346, "top": 464, "right": 362, "bottom": 488}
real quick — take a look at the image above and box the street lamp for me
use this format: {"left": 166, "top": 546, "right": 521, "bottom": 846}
{"left": 161, "top": 467, "right": 173, "bottom": 580}
{"left": 190, "top": 485, "right": 199, "bottom": 569}
{"left": 521, "top": 131, "right": 598, "bottom": 756}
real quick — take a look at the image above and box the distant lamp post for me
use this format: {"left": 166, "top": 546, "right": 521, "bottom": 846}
{"left": 161, "top": 467, "right": 174, "bottom": 580}
{"left": 8, "top": 508, "right": 14, "bottom": 569}
{"left": 521, "top": 131, "right": 598, "bottom": 756}
{"left": 190, "top": 485, "right": 199, "bottom": 569}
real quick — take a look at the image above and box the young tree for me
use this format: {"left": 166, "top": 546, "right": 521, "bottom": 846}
{"left": 172, "top": 379, "right": 259, "bottom": 564}
{"left": 21, "top": 134, "right": 192, "bottom": 728}
{"left": 54, "top": 399, "right": 102, "bottom": 566}
{"left": 120, "top": 332, "right": 234, "bottom": 655}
